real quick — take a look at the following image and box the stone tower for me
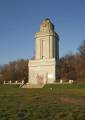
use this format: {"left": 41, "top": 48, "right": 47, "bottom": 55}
{"left": 28, "top": 18, "right": 59, "bottom": 85}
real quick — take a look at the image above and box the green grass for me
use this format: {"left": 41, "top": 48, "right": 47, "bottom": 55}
{"left": 44, "top": 83, "right": 85, "bottom": 89}
{"left": 0, "top": 84, "right": 85, "bottom": 120}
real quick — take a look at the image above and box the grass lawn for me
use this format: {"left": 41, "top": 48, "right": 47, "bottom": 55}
{"left": 0, "top": 84, "right": 85, "bottom": 120}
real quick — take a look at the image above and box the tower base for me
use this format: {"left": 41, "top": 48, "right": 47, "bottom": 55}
{"left": 28, "top": 58, "right": 56, "bottom": 85}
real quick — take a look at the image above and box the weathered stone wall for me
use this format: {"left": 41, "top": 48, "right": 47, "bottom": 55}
{"left": 29, "top": 59, "right": 56, "bottom": 84}
{"left": 35, "top": 31, "right": 59, "bottom": 60}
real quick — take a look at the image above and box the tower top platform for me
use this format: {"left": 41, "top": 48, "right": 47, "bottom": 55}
{"left": 40, "top": 18, "right": 54, "bottom": 32}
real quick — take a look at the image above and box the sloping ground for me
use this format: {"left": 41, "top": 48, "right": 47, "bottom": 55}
{"left": 0, "top": 84, "right": 85, "bottom": 120}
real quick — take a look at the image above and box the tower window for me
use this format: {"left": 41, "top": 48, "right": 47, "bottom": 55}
{"left": 42, "top": 40, "right": 45, "bottom": 59}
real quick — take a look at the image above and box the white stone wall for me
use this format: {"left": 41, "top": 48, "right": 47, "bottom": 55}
{"left": 28, "top": 59, "right": 56, "bottom": 84}
{"left": 35, "top": 31, "right": 58, "bottom": 60}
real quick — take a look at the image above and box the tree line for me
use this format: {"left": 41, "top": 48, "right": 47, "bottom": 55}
{"left": 60, "top": 40, "right": 85, "bottom": 81}
{"left": 0, "top": 59, "right": 28, "bottom": 83}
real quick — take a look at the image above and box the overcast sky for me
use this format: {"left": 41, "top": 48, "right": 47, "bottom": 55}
{"left": 0, "top": 0, "right": 85, "bottom": 65}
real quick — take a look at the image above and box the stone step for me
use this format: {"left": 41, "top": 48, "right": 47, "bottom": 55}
{"left": 21, "top": 83, "right": 44, "bottom": 88}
